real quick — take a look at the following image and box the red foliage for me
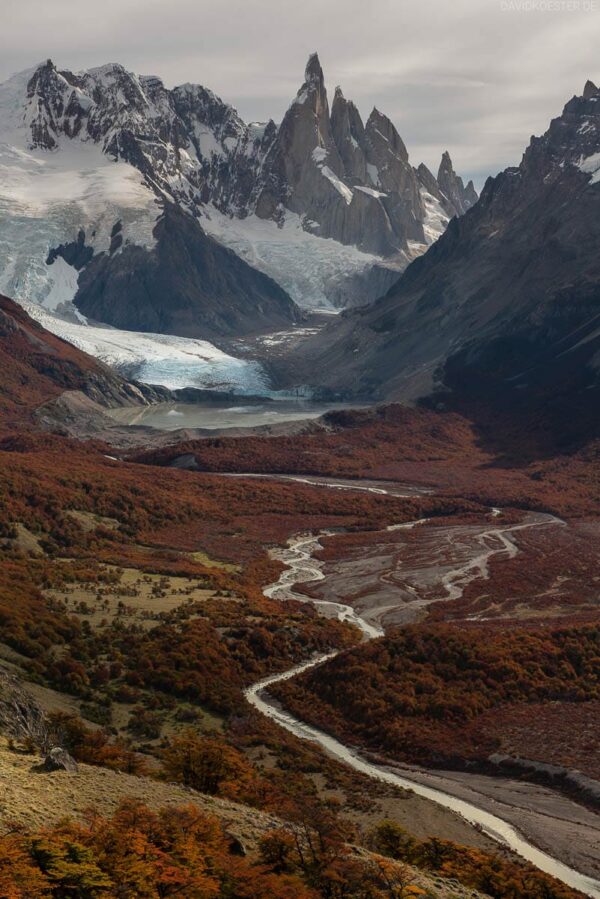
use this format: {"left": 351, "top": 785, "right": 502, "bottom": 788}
{"left": 272, "top": 623, "right": 600, "bottom": 775}
{"left": 0, "top": 294, "right": 101, "bottom": 429}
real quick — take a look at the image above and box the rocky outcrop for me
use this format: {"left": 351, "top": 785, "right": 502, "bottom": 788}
{"left": 64, "top": 203, "right": 301, "bottom": 338}
{"left": 253, "top": 55, "right": 465, "bottom": 257}
{"left": 330, "top": 87, "right": 368, "bottom": 183}
{"left": 42, "top": 748, "right": 78, "bottom": 774}
{"left": 254, "top": 54, "right": 346, "bottom": 222}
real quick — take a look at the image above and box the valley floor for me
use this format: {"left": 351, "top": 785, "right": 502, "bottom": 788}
{"left": 240, "top": 481, "right": 600, "bottom": 894}
{"left": 1, "top": 388, "right": 599, "bottom": 898}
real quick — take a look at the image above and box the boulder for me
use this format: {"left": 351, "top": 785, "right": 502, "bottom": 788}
{"left": 42, "top": 747, "right": 78, "bottom": 773}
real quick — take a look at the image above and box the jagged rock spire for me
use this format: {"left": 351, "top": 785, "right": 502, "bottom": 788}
{"left": 437, "top": 150, "right": 454, "bottom": 178}
{"left": 583, "top": 79, "right": 599, "bottom": 99}
{"left": 416, "top": 162, "right": 443, "bottom": 199}
{"left": 292, "top": 52, "right": 330, "bottom": 131}
{"left": 304, "top": 52, "right": 324, "bottom": 84}
{"left": 331, "top": 86, "right": 367, "bottom": 182}
{"left": 437, "top": 150, "right": 477, "bottom": 216}
{"left": 464, "top": 180, "right": 478, "bottom": 206}
{"left": 366, "top": 106, "right": 409, "bottom": 163}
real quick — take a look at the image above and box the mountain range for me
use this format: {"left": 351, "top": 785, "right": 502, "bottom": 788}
{"left": 4, "top": 52, "right": 598, "bottom": 439}
{"left": 0, "top": 53, "right": 476, "bottom": 344}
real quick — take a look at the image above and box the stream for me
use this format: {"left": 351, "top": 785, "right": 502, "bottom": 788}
{"left": 242, "top": 478, "right": 600, "bottom": 898}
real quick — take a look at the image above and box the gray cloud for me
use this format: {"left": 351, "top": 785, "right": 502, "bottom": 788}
{"left": 2, "top": 0, "right": 599, "bottom": 188}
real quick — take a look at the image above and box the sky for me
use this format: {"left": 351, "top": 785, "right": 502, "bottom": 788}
{"left": 2, "top": 0, "right": 599, "bottom": 189}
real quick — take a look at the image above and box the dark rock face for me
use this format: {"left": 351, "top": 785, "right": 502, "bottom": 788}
{"left": 330, "top": 88, "right": 368, "bottom": 183}
{"left": 74, "top": 203, "right": 301, "bottom": 338}
{"left": 281, "top": 80, "right": 600, "bottom": 428}
{"left": 42, "top": 747, "right": 78, "bottom": 773}
{"left": 46, "top": 230, "right": 94, "bottom": 270}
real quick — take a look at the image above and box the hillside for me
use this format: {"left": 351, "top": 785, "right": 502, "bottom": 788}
{"left": 0, "top": 293, "right": 167, "bottom": 429}
{"left": 272, "top": 623, "right": 600, "bottom": 778}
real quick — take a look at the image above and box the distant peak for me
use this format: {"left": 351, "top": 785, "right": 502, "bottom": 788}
{"left": 305, "top": 52, "right": 323, "bottom": 83}
{"left": 334, "top": 85, "right": 345, "bottom": 100}
{"left": 367, "top": 106, "right": 393, "bottom": 130}
{"left": 438, "top": 151, "right": 455, "bottom": 179}
{"left": 583, "top": 79, "right": 599, "bottom": 99}
{"left": 26, "top": 58, "right": 64, "bottom": 98}
{"left": 29, "top": 58, "right": 57, "bottom": 79}
{"left": 86, "top": 62, "right": 128, "bottom": 78}
{"left": 366, "top": 107, "right": 382, "bottom": 127}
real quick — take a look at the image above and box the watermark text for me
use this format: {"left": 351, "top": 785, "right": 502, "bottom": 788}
{"left": 500, "top": 0, "right": 597, "bottom": 11}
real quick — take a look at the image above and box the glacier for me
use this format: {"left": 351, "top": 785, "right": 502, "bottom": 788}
{"left": 22, "top": 303, "right": 270, "bottom": 393}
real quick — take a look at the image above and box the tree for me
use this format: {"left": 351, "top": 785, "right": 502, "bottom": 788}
{"left": 0, "top": 832, "right": 50, "bottom": 899}
{"left": 161, "top": 730, "right": 251, "bottom": 796}
{"left": 29, "top": 834, "right": 113, "bottom": 895}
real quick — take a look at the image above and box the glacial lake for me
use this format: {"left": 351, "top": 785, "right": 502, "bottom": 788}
{"left": 106, "top": 400, "right": 364, "bottom": 431}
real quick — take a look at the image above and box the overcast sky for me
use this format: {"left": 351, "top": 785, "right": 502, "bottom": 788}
{"left": 2, "top": 0, "right": 599, "bottom": 188}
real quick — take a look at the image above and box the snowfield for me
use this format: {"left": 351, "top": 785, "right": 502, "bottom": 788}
{"left": 577, "top": 151, "right": 600, "bottom": 184}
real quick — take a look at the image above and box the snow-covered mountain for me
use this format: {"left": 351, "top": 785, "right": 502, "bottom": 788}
{"left": 0, "top": 62, "right": 302, "bottom": 341}
{"left": 0, "top": 54, "right": 477, "bottom": 327}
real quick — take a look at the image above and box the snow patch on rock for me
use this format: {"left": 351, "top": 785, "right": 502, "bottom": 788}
{"left": 419, "top": 187, "right": 450, "bottom": 245}
{"left": 577, "top": 151, "right": 600, "bottom": 184}
{"left": 320, "top": 165, "right": 353, "bottom": 204}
